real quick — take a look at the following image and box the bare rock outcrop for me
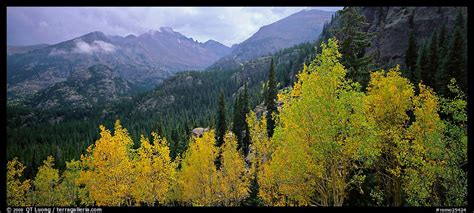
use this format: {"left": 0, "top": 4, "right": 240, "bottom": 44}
{"left": 192, "top": 127, "right": 210, "bottom": 138}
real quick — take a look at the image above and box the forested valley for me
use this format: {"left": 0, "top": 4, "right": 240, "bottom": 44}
{"left": 7, "top": 7, "right": 468, "bottom": 207}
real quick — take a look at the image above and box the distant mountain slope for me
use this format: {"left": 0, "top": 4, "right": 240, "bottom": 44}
{"left": 203, "top": 39, "right": 232, "bottom": 57}
{"left": 7, "top": 44, "right": 50, "bottom": 55}
{"left": 224, "top": 9, "right": 333, "bottom": 62}
{"left": 31, "top": 64, "right": 131, "bottom": 110}
{"left": 7, "top": 28, "right": 231, "bottom": 98}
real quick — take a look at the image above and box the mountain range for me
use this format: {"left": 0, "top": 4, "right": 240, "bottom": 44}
{"left": 7, "top": 9, "right": 334, "bottom": 102}
{"left": 7, "top": 27, "right": 231, "bottom": 97}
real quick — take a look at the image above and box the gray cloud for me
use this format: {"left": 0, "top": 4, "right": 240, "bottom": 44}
{"left": 72, "top": 40, "right": 117, "bottom": 54}
{"left": 7, "top": 7, "right": 341, "bottom": 47}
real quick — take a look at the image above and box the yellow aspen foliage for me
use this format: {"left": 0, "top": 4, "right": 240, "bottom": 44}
{"left": 365, "top": 67, "right": 447, "bottom": 206}
{"left": 166, "top": 154, "right": 183, "bottom": 204}
{"left": 218, "top": 132, "right": 250, "bottom": 206}
{"left": 56, "top": 159, "right": 82, "bottom": 206}
{"left": 32, "top": 156, "right": 62, "bottom": 206}
{"left": 247, "top": 111, "right": 273, "bottom": 173}
{"left": 77, "top": 120, "right": 134, "bottom": 206}
{"left": 364, "top": 67, "right": 415, "bottom": 206}
{"left": 261, "top": 38, "right": 379, "bottom": 206}
{"left": 403, "top": 84, "right": 446, "bottom": 206}
{"left": 133, "top": 132, "right": 176, "bottom": 206}
{"left": 7, "top": 157, "right": 31, "bottom": 206}
{"left": 176, "top": 130, "right": 220, "bottom": 206}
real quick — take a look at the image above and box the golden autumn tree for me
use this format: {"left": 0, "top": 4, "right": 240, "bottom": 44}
{"left": 364, "top": 67, "right": 415, "bottom": 206}
{"left": 32, "top": 156, "right": 62, "bottom": 206}
{"left": 218, "top": 132, "right": 250, "bottom": 206}
{"left": 260, "top": 38, "right": 380, "bottom": 206}
{"left": 365, "top": 67, "right": 447, "bottom": 206}
{"left": 132, "top": 132, "right": 176, "bottom": 206}
{"left": 402, "top": 84, "right": 446, "bottom": 206}
{"left": 77, "top": 120, "right": 134, "bottom": 206}
{"left": 245, "top": 111, "right": 273, "bottom": 206}
{"left": 56, "top": 159, "right": 82, "bottom": 206}
{"left": 7, "top": 157, "right": 31, "bottom": 206}
{"left": 176, "top": 130, "right": 220, "bottom": 206}
{"left": 247, "top": 111, "right": 273, "bottom": 173}
{"left": 166, "top": 154, "right": 183, "bottom": 205}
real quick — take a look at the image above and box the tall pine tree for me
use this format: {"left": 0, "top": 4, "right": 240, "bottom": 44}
{"left": 425, "top": 31, "right": 439, "bottom": 89}
{"left": 233, "top": 93, "right": 243, "bottom": 150}
{"left": 417, "top": 42, "right": 430, "bottom": 89}
{"left": 435, "top": 24, "right": 449, "bottom": 95}
{"left": 265, "top": 59, "right": 278, "bottom": 138}
{"left": 332, "top": 7, "right": 374, "bottom": 89}
{"left": 241, "top": 83, "right": 251, "bottom": 156}
{"left": 405, "top": 29, "right": 418, "bottom": 83}
{"left": 243, "top": 172, "right": 264, "bottom": 206}
{"left": 232, "top": 83, "right": 252, "bottom": 156}
{"left": 216, "top": 91, "right": 227, "bottom": 147}
{"left": 446, "top": 25, "right": 467, "bottom": 94}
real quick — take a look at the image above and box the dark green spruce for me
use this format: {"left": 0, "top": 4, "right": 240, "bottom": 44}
{"left": 405, "top": 29, "right": 418, "bottom": 83}
{"left": 425, "top": 31, "right": 439, "bottom": 90}
{"left": 265, "top": 59, "right": 278, "bottom": 138}
{"left": 331, "top": 7, "right": 374, "bottom": 89}
{"left": 435, "top": 24, "right": 449, "bottom": 95}
{"left": 445, "top": 25, "right": 467, "bottom": 94}
{"left": 241, "top": 83, "right": 251, "bottom": 156}
{"left": 216, "top": 91, "right": 227, "bottom": 147}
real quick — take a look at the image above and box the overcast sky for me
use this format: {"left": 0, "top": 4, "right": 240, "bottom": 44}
{"left": 7, "top": 7, "right": 341, "bottom": 47}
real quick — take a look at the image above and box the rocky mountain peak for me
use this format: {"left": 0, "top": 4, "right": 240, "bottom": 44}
{"left": 78, "top": 31, "right": 110, "bottom": 43}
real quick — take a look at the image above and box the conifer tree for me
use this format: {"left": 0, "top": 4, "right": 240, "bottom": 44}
{"left": 243, "top": 172, "right": 264, "bottom": 206}
{"left": 416, "top": 42, "right": 430, "bottom": 87}
{"left": 215, "top": 91, "right": 227, "bottom": 168}
{"left": 405, "top": 29, "right": 418, "bottom": 82}
{"left": 246, "top": 111, "right": 271, "bottom": 206}
{"left": 233, "top": 93, "right": 243, "bottom": 150}
{"left": 216, "top": 91, "right": 227, "bottom": 148}
{"left": 445, "top": 18, "right": 467, "bottom": 93}
{"left": 425, "top": 31, "right": 439, "bottom": 89}
{"left": 332, "top": 7, "right": 374, "bottom": 89}
{"left": 435, "top": 24, "right": 449, "bottom": 95}
{"left": 265, "top": 59, "right": 278, "bottom": 138}
{"left": 241, "top": 83, "right": 251, "bottom": 156}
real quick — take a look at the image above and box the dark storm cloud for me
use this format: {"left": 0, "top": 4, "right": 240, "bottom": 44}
{"left": 7, "top": 7, "right": 341, "bottom": 47}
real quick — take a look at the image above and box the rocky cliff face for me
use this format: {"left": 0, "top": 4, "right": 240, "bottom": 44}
{"left": 361, "top": 7, "right": 467, "bottom": 69}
